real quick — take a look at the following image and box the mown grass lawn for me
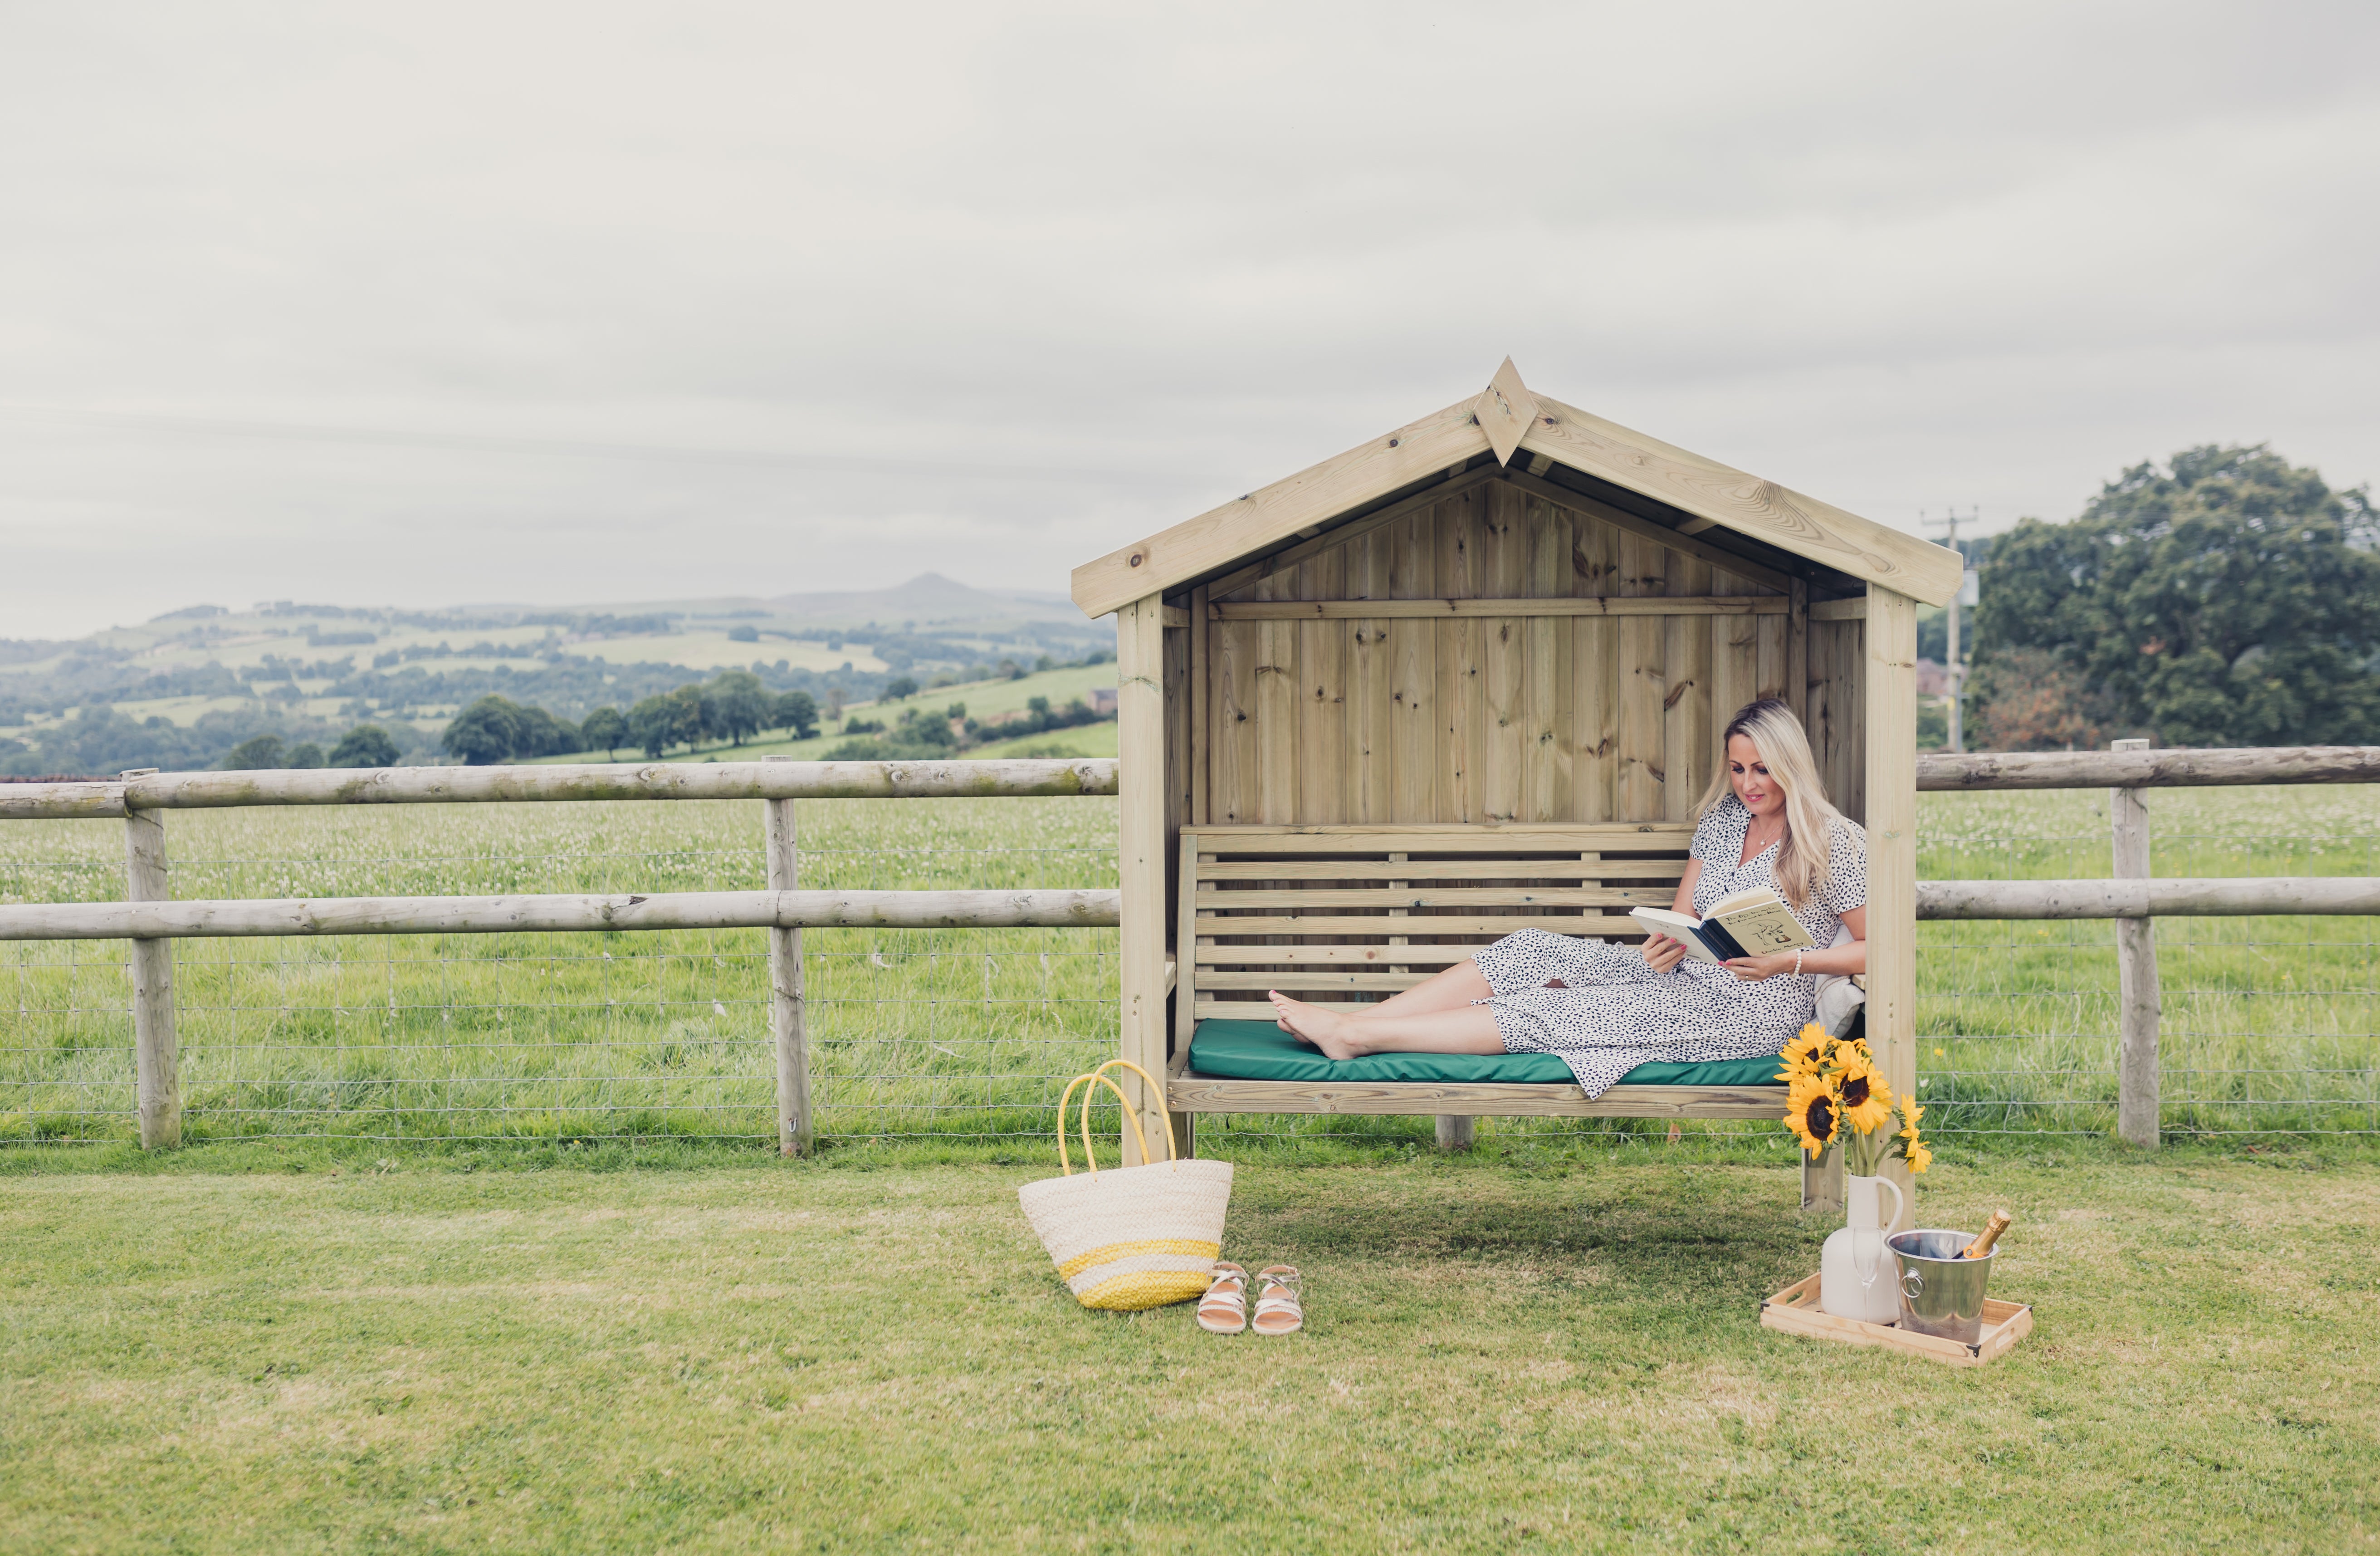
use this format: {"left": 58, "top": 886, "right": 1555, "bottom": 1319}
{"left": 4, "top": 1146, "right": 2374, "bottom": 1553}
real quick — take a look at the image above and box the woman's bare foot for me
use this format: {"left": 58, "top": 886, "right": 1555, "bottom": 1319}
{"left": 1268, "top": 992, "right": 1367, "bottom": 1060}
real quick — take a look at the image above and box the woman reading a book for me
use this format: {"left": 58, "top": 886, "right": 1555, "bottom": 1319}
{"left": 1268, "top": 698, "right": 1869, "bottom": 1098}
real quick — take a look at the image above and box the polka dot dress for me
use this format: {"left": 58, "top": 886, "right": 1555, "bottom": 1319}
{"left": 1470, "top": 796, "right": 1867, "bottom": 1097}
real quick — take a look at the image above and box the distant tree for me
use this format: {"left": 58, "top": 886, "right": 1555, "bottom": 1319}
{"left": 893, "top": 707, "right": 955, "bottom": 748}
{"left": 512, "top": 704, "right": 582, "bottom": 758}
{"left": 771, "top": 690, "right": 819, "bottom": 740}
{"left": 1968, "top": 647, "right": 2120, "bottom": 752}
{"left": 944, "top": 702, "right": 966, "bottom": 721}
{"left": 580, "top": 706, "right": 628, "bottom": 760}
{"left": 665, "top": 684, "right": 712, "bottom": 748}
{"left": 884, "top": 675, "right": 919, "bottom": 701}
{"left": 1974, "top": 445, "right": 2380, "bottom": 747}
{"left": 709, "top": 670, "right": 770, "bottom": 745}
{"left": 627, "top": 694, "right": 676, "bottom": 758}
{"left": 1034, "top": 655, "right": 1055, "bottom": 673}
{"left": 328, "top": 724, "right": 401, "bottom": 768}
{"left": 442, "top": 696, "right": 528, "bottom": 765}
{"left": 285, "top": 741, "right": 325, "bottom": 769}
{"left": 223, "top": 734, "right": 287, "bottom": 770}
{"left": 727, "top": 623, "right": 760, "bottom": 642}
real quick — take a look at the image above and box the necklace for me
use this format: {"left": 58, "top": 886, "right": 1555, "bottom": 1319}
{"left": 1743, "top": 814, "right": 1785, "bottom": 861}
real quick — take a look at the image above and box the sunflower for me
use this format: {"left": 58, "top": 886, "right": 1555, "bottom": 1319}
{"left": 1833, "top": 1052, "right": 1896, "bottom": 1136}
{"left": 1897, "top": 1097, "right": 1926, "bottom": 1140}
{"left": 1783, "top": 1076, "right": 1839, "bottom": 1159}
{"left": 1903, "top": 1136, "right": 1933, "bottom": 1174}
{"left": 1774, "top": 1023, "right": 1830, "bottom": 1084}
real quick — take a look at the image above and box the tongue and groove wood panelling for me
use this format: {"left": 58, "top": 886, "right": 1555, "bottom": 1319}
{"left": 1198, "top": 477, "right": 1847, "bottom": 828}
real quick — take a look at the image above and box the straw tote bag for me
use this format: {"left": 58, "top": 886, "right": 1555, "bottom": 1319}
{"left": 1017, "top": 1059, "right": 1233, "bottom": 1311}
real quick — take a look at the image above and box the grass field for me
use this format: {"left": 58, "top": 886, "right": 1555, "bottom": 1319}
{"left": 1, "top": 785, "right": 2374, "bottom": 1149}
{"left": 2, "top": 1147, "right": 2375, "bottom": 1552}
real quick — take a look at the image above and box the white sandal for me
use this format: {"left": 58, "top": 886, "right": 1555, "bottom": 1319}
{"left": 1197, "top": 1262, "right": 1248, "bottom": 1334}
{"left": 1251, "top": 1266, "right": 1303, "bottom": 1335}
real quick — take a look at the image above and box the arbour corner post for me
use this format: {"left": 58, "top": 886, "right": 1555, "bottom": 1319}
{"left": 1865, "top": 587, "right": 1918, "bottom": 1231}
{"left": 1114, "top": 595, "right": 1175, "bottom": 1162}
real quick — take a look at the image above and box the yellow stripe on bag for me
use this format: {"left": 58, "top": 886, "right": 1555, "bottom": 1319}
{"left": 1075, "top": 1270, "right": 1213, "bottom": 1312}
{"left": 1054, "top": 1237, "right": 1222, "bottom": 1281}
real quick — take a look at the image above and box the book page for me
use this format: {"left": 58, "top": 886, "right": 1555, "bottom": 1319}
{"left": 1713, "top": 896, "right": 1814, "bottom": 953}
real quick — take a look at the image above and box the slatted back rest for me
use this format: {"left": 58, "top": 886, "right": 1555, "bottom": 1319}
{"left": 1178, "top": 824, "right": 1695, "bottom": 1025}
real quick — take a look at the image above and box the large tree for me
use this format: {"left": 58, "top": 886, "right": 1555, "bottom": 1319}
{"left": 440, "top": 696, "right": 527, "bottom": 765}
{"left": 579, "top": 706, "right": 628, "bottom": 760}
{"left": 328, "top": 724, "right": 401, "bottom": 768}
{"left": 707, "top": 670, "right": 770, "bottom": 746}
{"left": 1973, "top": 445, "right": 2380, "bottom": 747}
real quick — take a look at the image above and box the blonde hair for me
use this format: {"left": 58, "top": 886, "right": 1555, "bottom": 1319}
{"left": 1696, "top": 698, "right": 1856, "bottom": 911}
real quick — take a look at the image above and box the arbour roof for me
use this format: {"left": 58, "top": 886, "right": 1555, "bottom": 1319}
{"left": 1072, "top": 358, "right": 1963, "bottom": 617}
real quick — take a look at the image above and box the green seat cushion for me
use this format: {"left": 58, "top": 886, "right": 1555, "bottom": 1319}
{"left": 1186, "top": 1020, "right": 1784, "bottom": 1087}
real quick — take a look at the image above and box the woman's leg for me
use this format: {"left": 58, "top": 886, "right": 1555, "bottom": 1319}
{"left": 1267, "top": 991, "right": 1504, "bottom": 1062}
{"left": 1347, "top": 957, "right": 1492, "bottom": 1019}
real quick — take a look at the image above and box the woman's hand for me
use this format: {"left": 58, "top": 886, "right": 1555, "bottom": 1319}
{"left": 1641, "top": 933, "right": 1688, "bottom": 974}
{"left": 1721, "top": 952, "right": 1800, "bottom": 983}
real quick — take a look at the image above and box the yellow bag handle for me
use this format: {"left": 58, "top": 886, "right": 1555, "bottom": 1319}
{"left": 1054, "top": 1070, "right": 1144, "bottom": 1178}
{"left": 1055, "top": 1058, "right": 1180, "bottom": 1177}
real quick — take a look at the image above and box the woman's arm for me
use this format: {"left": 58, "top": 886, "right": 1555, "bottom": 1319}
{"left": 1640, "top": 859, "right": 1704, "bottom": 973}
{"left": 1722, "top": 905, "right": 1866, "bottom": 982}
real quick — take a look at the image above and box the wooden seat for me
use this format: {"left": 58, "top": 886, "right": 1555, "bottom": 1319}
{"left": 1168, "top": 823, "right": 1790, "bottom": 1120}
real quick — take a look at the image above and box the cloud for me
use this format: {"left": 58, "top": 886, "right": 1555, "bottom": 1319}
{"left": 1, "top": 0, "right": 2374, "bottom": 636}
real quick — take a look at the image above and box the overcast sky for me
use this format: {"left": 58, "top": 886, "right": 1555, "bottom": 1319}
{"left": 3, "top": 1, "right": 2375, "bottom": 639}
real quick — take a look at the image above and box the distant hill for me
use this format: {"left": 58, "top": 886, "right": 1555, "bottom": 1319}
{"left": 765, "top": 572, "right": 1084, "bottom": 628}
{"left": 0, "top": 572, "right": 1104, "bottom": 776}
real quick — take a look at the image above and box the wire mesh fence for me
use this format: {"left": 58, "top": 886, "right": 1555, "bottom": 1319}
{"left": 1913, "top": 786, "right": 2378, "bottom": 1140}
{"left": 3, "top": 783, "right": 2375, "bottom": 1149}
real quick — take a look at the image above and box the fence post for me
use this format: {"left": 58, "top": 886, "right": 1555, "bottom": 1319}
{"left": 2111, "top": 737, "right": 2161, "bottom": 1148}
{"left": 762, "top": 756, "right": 811, "bottom": 1156}
{"left": 120, "top": 771, "right": 180, "bottom": 1149}
{"left": 1435, "top": 1115, "right": 1476, "bottom": 1152}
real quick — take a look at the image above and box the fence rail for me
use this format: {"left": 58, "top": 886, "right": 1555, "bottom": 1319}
{"left": 1916, "top": 744, "right": 2380, "bottom": 791}
{"left": 1916, "top": 877, "right": 2380, "bottom": 919}
{"left": 0, "top": 757, "right": 1120, "bottom": 821}
{"left": 0, "top": 889, "right": 1123, "bottom": 941}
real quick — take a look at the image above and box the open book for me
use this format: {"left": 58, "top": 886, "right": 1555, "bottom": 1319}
{"left": 1631, "top": 886, "right": 1815, "bottom": 964}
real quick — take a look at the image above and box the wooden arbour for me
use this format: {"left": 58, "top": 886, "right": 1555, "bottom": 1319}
{"left": 1074, "top": 360, "right": 1960, "bottom": 1224}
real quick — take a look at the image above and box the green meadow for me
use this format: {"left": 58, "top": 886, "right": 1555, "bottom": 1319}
{"left": 2, "top": 1150, "right": 2374, "bottom": 1553}
{"left": 0, "top": 784, "right": 2373, "bottom": 1149}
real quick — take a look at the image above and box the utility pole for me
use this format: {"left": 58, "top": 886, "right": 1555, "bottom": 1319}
{"left": 1922, "top": 508, "right": 1980, "bottom": 753}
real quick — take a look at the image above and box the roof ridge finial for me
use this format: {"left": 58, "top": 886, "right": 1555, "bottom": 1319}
{"left": 1474, "top": 357, "right": 1537, "bottom": 466}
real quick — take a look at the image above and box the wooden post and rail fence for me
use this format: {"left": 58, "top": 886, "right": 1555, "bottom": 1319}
{"left": 1, "top": 744, "right": 2375, "bottom": 1153}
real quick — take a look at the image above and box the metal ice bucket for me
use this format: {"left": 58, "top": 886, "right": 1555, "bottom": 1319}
{"left": 1887, "top": 1229, "right": 1995, "bottom": 1345}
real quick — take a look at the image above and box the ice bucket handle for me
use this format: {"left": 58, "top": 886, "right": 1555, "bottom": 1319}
{"left": 1902, "top": 1268, "right": 1925, "bottom": 1300}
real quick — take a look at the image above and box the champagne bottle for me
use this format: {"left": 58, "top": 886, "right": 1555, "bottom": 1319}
{"left": 1959, "top": 1210, "right": 2012, "bottom": 1260}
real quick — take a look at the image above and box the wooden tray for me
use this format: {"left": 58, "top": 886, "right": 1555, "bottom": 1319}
{"left": 1760, "top": 1272, "right": 2033, "bottom": 1367}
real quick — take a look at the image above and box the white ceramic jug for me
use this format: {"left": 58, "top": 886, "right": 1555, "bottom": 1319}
{"left": 1820, "top": 1173, "right": 1906, "bottom": 1323}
